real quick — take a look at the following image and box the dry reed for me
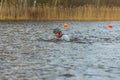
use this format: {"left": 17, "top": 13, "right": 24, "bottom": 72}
{"left": 0, "top": 5, "right": 120, "bottom": 20}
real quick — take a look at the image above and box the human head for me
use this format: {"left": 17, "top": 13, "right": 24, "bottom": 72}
{"left": 53, "top": 28, "right": 62, "bottom": 38}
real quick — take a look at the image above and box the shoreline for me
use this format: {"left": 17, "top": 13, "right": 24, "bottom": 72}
{"left": 0, "top": 19, "right": 120, "bottom": 21}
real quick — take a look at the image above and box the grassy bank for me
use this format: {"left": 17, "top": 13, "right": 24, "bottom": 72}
{"left": 0, "top": 5, "right": 120, "bottom": 20}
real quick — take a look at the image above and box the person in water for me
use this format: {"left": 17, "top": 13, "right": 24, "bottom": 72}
{"left": 53, "top": 28, "right": 70, "bottom": 41}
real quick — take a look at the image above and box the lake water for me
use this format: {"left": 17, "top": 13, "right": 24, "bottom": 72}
{"left": 0, "top": 21, "right": 120, "bottom": 80}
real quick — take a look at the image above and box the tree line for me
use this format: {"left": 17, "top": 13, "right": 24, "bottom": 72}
{"left": 0, "top": 0, "right": 120, "bottom": 7}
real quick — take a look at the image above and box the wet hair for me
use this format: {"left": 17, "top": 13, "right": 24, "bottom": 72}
{"left": 53, "top": 28, "right": 62, "bottom": 33}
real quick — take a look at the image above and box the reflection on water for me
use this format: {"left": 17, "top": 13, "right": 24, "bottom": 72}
{"left": 0, "top": 21, "right": 120, "bottom": 80}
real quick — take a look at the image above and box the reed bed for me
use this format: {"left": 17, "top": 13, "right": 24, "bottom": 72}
{"left": 0, "top": 5, "right": 120, "bottom": 20}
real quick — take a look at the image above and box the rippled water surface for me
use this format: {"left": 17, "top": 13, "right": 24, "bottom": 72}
{"left": 0, "top": 21, "right": 120, "bottom": 80}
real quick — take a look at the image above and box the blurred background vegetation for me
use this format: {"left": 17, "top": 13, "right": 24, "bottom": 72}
{"left": 0, "top": 0, "right": 120, "bottom": 20}
{"left": 1, "top": 0, "right": 119, "bottom": 7}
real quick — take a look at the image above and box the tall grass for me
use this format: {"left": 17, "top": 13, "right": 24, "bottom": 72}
{"left": 0, "top": 5, "right": 120, "bottom": 20}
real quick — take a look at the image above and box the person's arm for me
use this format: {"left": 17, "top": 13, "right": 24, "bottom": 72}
{"left": 51, "top": 37, "right": 62, "bottom": 42}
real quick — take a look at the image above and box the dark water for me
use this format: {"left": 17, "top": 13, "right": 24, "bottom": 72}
{"left": 0, "top": 21, "right": 120, "bottom": 80}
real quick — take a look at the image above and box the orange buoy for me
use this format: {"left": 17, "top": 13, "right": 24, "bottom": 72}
{"left": 108, "top": 24, "right": 112, "bottom": 28}
{"left": 64, "top": 23, "right": 68, "bottom": 28}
